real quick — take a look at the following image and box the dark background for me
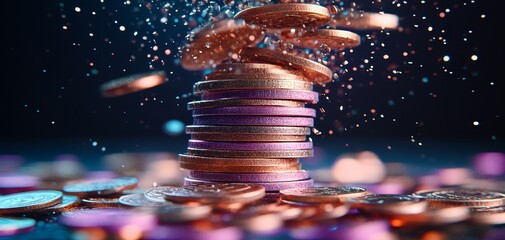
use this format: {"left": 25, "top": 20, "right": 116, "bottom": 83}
{"left": 1, "top": 0, "right": 503, "bottom": 165}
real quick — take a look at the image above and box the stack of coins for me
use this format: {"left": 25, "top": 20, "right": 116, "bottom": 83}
{"left": 179, "top": 3, "right": 362, "bottom": 199}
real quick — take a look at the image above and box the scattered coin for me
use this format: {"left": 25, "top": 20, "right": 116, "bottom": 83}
{"left": 330, "top": 10, "right": 399, "bottom": 30}
{"left": 99, "top": 70, "right": 166, "bottom": 97}
{"left": 63, "top": 177, "right": 138, "bottom": 198}
{"left": 343, "top": 194, "right": 429, "bottom": 214}
{"left": 160, "top": 183, "right": 266, "bottom": 205}
{"left": 413, "top": 187, "right": 505, "bottom": 207}
{"left": 81, "top": 198, "right": 120, "bottom": 208}
{"left": 118, "top": 193, "right": 172, "bottom": 208}
{"left": 0, "top": 190, "right": 63, "bottom": 214}
{"left": 279, "top": 29, "right": 361, "bottom": 51}
{"left": 0, "top": 217, "right": 36, "bottom": 236}
{"left": 280, "top": 186, "right": 368, "bottom": 204}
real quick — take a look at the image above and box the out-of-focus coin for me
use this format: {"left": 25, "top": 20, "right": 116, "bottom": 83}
{"left": 330, "top": 10, "right": 399, "bottom": 30}
{"left": 470, "top": 205, "right": 505, "bottom": 225}
{"left": 193, "top": 79, "right": 314, "bottom": 94}
{"left": 280, "top": 29, "right": 361, "bottom": 51}
{"left": 413, "top": 188, "right": 505, "bottom": 207}
{"left": 60, "top": 208, "right": 157, "bottom": 232}
{"left": 188, "top": 99, "right": 306, "bottom": 109}
{"left": 389, "top": 206, "right": 470, "bottom": 227}
{"left": 63, "top": 177, "right": 138, "bottom": 198}
{"left": 234, "top": 3, "right": 330, "bottom": 28}
{"left": 31, "top": 195, "right": 80, "bottom": 214}
{"left": 179, "top": 154, "right": 299, "bottom": 166}
{"left": 184, "top": 177, "right": 313, "bottom": 192}
{"left": 118, "top": 193, "right": 171, "bottom": 208}
{"left": 0, "top": 217, "right": 36, "bottom": 236}
{"left": 193, "top": 116, "right": 314, "bottom": 127}
{"left": 186, "top": 148, "right": 313, "bottom": 158}
{"left": 99, "top": 70, "right": 166, "bottom": 98}
{"left": 187, "top": 140, "right": 313, "bottom": 151}
{"left": 161, "top": 183, "right": 266, "bottom": 205}
{"left": 200, "top": 89, "right": 319, "bottom": 103}
{"left": 192, "top": 106, "right": 316, "bottom": 117}
{"left": 240, "top": 47, "right": 333, "bottom": 84}
{"left": 144, "top": 186, "right": 179, "bottom": 203}
{"left": 185, "top": 125, "right": 311, "bottom": 135}
{"left": 0, "top": 190, "right": 63, "bottom": 214}
{"left": 157, "top": 205, "right": 213, "bottom": 223}
{"left": 179, "top": 162, "right": 301, "bottom": 173}
{"left": 180, "top": 19, "right": 264, "bottom": 70}
{"left": 0, "top": 175, "right": 39, "bottom": 195}
{"left": 81, "top": 198, "right": 120, "bottom": 208}
{"left": 280, "top": 186, "right": 368, "bottom": 204}
{"left": 343, "top": 194, "right": 429, "bottom": 214}
{"left": 191, "top": 133, "right": 306, "bottom": 142}
{"left": 188, "top": 171, "right": 310, "bottom": 183}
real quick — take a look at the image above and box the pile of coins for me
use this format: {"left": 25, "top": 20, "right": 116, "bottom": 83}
{"left": 178, "top": 3, "right": 367, "bottom": 198}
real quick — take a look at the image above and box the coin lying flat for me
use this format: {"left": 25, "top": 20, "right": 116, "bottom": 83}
{"left": 99, "top": 70, "right": 166, "bottom": 98}
{"left": 63, "top": 177, "right": 138, "bottom": 198}
{"left": 188, "top": 171, "right": 310, "bottom": 183}
{"left": 0, "top": 190, "right": 63, "bottom": 214}
{"left": 157, "top": 205, "right": 213, "bottom": 223}
{"left": 179, "top": 154, "right": 300, "bottom": 166}
{"left": 31, "top": 195, "right": 80, "bottom": 215}
{"left": 389, "top": 206, "right": 470, "bottom": 226}
{"left": 280, "top": 186, "right": 368, "bottom": 204}
{"left": 188, "top": 99, "right": 306, "bottom": 109}
{"left": 179, "top": 162, "right": 301, "bottom": 173}
{"left": 160, "top": 183, "right": 266, "bottom": 205}
{"left": 234, "top": 3, "right": 331, "bottom": 29}
{"left": 185, "top": 125, "right": 311, "bottom": 135}
{"left": 190, "top": 134, "right": 307, "bottom": 142}
{"left": 193, "top": 79, "right": 314, "bottom": 94}
{"left": 144, "top": 186, "right": 180, "bottom": 203}
{"left": 118, "top": 193, "right": 172, "bottom": 208}
{"left": 344, "top": 194, "right": 429, "bottom": 214}
{"left": 81, "top": 198, "right": 120, "bottom": 208}
{"left": 187, "top": 140, "right": 313, "bottom": 151}
{"left": 470, "top": 205, "right": 505, "bottom": 225}
{"left": 180, "top": 19, "right": 264, "bottom": 70}
{"left": 240, "top": 47, "right": 333, "bottom": 85}
{"left": 186, "top": 148, "right": 313, "bottom": 159}
{"left": 280, "top": 29, "right": 361, "bottom": 51}
{"left": 200, "top": 89, "right": 319, "bottom": 103}
{"left": 413, "top": 188, "right": 505, "bottom": 207}
{"left": 0, "top": 217, "right": 36, "bottom": 236}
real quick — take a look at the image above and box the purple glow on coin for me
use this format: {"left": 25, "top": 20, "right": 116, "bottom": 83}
{"left": 193, "top": 116, "right": 314, "bottom": 127}
{"left": 146, "top": 225, "right": 243, "bottom": 240}
{"left": 184, "top": 177, "right": 313, "bottom": 192}
{"left": 473, "top": 152, "right": 505, "bottom": 177}
{"left": 187, "top": 140, "right": 313, "bottom": 151}
{"left": 289, "top": 219, "right": 390, "bottom": 240}
{"left": 188, "top": 171, "right": 310, "bottom": 182}
{"left": 192, "top": 106, "right": 316, "bottom": 117}
{"left": 200, "top": 90, "right": 319, "bottom": 102}
{"left": 61, "top": 208, "right": 156, "bottom": 232}
{"left": 0, "top": 175, "right": 39, "bottom": 194}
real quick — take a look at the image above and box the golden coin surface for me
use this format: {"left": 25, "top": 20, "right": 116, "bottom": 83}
{"left": 179, "top": 162, "right": 302, "bottom": 173}
{"left": 234, "top": 3, "right": 330, "bottom": 28}
{"left": 99, "top": 70, "right": 166, "bottom": 98}
{"left": 280, "top": 186, "right": 368, "bottom": 203}
{"left": 180, "top": 19, "right": 264, "bottom": 70}
{"left": 191, "top": 133, "right": 307, "bottom": 142}
{"left": 186, "top": 148, "right": 313, "bottom": 158}
{"left": 343, "top": 194, "right": 429, "bottom": 214}
{"left": 280, "top": 29, "right": 361, "bottom": 51}
{"left": 160, "top": 183, "right": 266, "bottom": 204}
{"left": 179, "top": 154, "right": 299, "bottom": 166}
{"left": 188, "top": 99, "right": 306, "bottom": 109}
{"left": 240, "top": 47, "right": 333, "bottom": 85}
{"left": 193, "top": 79, "right": 314, "bottom": 94}
{"left": 185, "top": 125, "right": 311, "bottom": 135}
{"left": 413, "top": 188, "right": 505, "bottom": 207}
{"left": 0, "top": 190, "right": 63, "bottom": 214}
{"left": 330, "top": 10, "right": 399, "bottom": 30}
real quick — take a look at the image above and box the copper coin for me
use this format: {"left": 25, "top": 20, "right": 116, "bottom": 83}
{"left": 185, "top": 125, "right": 311, "bottom": 135}
{"left": 206, "top": 68, "right": 306, "bottom": 81}
{"left": 178, "top": 154, "right": 299, "bottom": 166}
{"left": 191, "top": 133, "right": 306, "bottom": 142}
{"left": 470, "top": 205, "right": 505, "bottom": 225}
{"left": 330, "top": 10, "right": 399, "bottom": 30}
{"left": 63, "top": 177, "right": 138, "bottom": 198}
{"left": 31, "top": 195, "right": 80, "bottom": 214}
{"left": 280, "top": 186, "right": 368, "bottom": 204}
{"left": 413, "top": 188, "right": 505, "bottom": 207}
{"left": 188, "top": 99, "right": 306, "bottom": 109}
{"left": 99, "top": 70, "right": 166, "bottom": 98}
{"left": 280, "top": 29, "right": 361, "bottom": 51}
{"left": 234, "top": 3, "right": 330, "bottom": 28}
{"left": 0, "top": 190, "right": 63, "bottom": 214}
{"left": 344, "top": 194, "right": 429, "bottom": 214}
{"left": 186, "top": 148, "right": 313, "bottom": 158}
{"left": 160, "top": 183, "right": 266, "bottom": 204}
{"left": 81, "top": 198, "right": 120, "bottom": 208}
{"left": 179, "top": 162, "right": 301, "bottom": 173}
{"left": 240, "top": 47, "right": 333, "bottom": 84}
{"left": 180, "top": 19, "right": 264, "bottom": 70}
{"left": 209, "top": 63, "right": 300, "bottom": 79}
{"left": 193, "top": 79, "right": 314, "bottom": 94}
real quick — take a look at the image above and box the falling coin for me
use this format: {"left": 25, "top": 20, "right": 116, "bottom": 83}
{"left": 234, "top": 3, "right": 331, "bottom": 29}
{"left": 99, "top": 70, "right": 166, "bottom": 98}
{"left": 0, "top": 190, "right": 63, "bottom": 214}
{"left": 180, "top": 19, "right": 264, "bottom": 70}
{"left": 330, "top": 10, "right": 399, "bottom": 30}
{"left": 279, "top": 29, "right": 361, "bottom": 51}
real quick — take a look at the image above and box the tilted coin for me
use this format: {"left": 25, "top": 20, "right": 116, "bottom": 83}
{"left": 0, "top": 190, "right": 63, "bottom": 214}
{"left": 240, "top": 47, "right": 333, "bottom": 85}
{"left": 343, "top": 194, "right": 429, "bottom": 214}
{"left": 234, "top": 3, "right": 331, "bottom": 28}
{"left": 0, "top": 217, "right": 36, "bottom": 236}
{"left": 280, "top": 186, "right": 368, "bottom": 203}
{"left": 330, "top": 10, "right": 399, "bottom": 30}
{"left": 180, "top": 19, "right": 264, "bottom": 70}
{"left": 63, "top": 177, "right": 138, "bottom": 198}
{"left": 280, "top": 29, "right": 361, "bottom": 51}
{"left": 99, "top": 70, "right": 166, "bottom": 98}
{"left": 413, "top": 188, "right": 505, "bottom": 207}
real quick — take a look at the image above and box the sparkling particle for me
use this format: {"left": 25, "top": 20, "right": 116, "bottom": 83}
{"left": 471, "top": 55, "right": 478, "bottom": 61}
{"left": 473, "top": 121, "right": 479, "bottom": 126}
{"left": 163, "top": 119, "right": 185, "bottom": 136}
{"left": 75, "top": 7, "right": 81, "bottom": 13}
{"left": 119, "top": 26, "right": 126, "bottom": 31}
{"left": 443, "top": 55, "right": 450, "bottom": 62}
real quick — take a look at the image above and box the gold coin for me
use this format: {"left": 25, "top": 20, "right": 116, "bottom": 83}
{"left": 330, "top": 10, "right": 399, "bottom": 30}
{"left": 180, "top": 19, "right": 264, "bottom": 70}
{"left": 234, "top": 3, "right": 330, "bottom": 29}
{"left": 193, "top": 79, "right": 314, "bottom": 94}
{"left": 413, "top": 188, "right": 505, "bottom": 208}
{"left": 179, "top": 162, "right": 302, "bottom": 173}
{"left": 179, "top": 154, "right": 299, "bottom": 166}
{"left": 240, "top": 47, "right": 333, "bottom": 85}
{"left": 280, "top": 186, "right": 368, "bottom": 204}
{"left": 191, "top": 133, "right": 307, "bottom": 142}
{"left": 186, "top": 148, "right": 313, "bottom": 158}
{"left": 160, "top": 183, "right": 266, "bottom": 205}
{"left": 279, "top": 29, "right": 361, "bottom": 51}
{"left": 99, "top": 70, "right": 166, "bottom": 98}
{"left": 185, "top": 125, "right": 311, "bottom": 135}
{"left": 188, "top": 99, "right": 306, "bottom": 109}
